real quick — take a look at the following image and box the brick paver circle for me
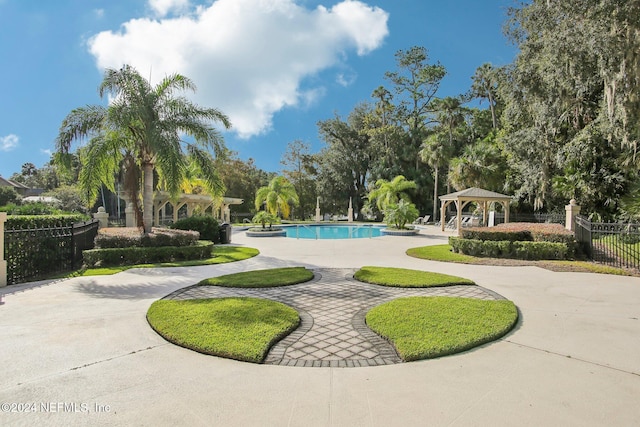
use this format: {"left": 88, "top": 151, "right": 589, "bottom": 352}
{"left": 164, "top": 268, "right": 506, "bottom": 367}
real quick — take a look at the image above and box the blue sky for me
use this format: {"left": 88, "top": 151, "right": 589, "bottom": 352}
{"left": 0, "top": 0, "right": 517, "bottom": 179}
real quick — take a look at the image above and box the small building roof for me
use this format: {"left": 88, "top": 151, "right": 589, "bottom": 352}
{"left": 439, "top": 187, "right": 511, "bottom": 201}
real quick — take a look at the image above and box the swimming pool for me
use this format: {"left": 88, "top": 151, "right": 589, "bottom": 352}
{"left": 284, "top": 224, "right": 384, "bottom": 239}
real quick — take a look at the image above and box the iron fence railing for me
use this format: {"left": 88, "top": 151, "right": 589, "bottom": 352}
{"left": 575, "top": 215, "right": 640, "bottom": 270}
{"left": 4, "top": 219, "right": 99, "bottom": 285}
{"left": 493, "top": 212, "right": 565, "bottom": 225}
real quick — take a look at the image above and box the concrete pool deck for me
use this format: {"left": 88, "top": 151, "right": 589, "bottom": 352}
{"left": 1, "top": 225, "right": 640, "bottom": 426}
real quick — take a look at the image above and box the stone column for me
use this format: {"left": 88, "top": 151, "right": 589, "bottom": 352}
{"left": 565, "top": 199, "right": 581, "bottom": 231}
{"left": 125, "top": 203, "right": 136, "bottom": 227}
{"left": 347, "top": 198, "right": 354, "bottom": 222}
{"left": 0, "top": 212, "right": 7, "bottom": 287}
{"left": 93, "top": 206, "right": 109, "bottom": 229}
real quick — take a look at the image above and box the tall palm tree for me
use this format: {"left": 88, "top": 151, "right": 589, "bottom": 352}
{"left": 56, "top": 65, "right": 231, "bottom": 233}
{"left": 367, "top": 175, "right": 417, "bottom": 211}
{"left": 254, "top": 176, "right": 299, "bottom": 219}
{"left": 419, "top": 132, "right": 450, "bottom": 221}
{"left": 471, "top": 63, "right": 499, "bottom": 129}
{"left": 448, "top": 141, "right": 505, "bottom": 191}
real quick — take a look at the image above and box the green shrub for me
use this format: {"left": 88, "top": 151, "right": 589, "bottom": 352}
{"left": 171, "top": 215, "right": 220, "bottom": 243}
{"left": 83, "top": 241, "right": 214, "bottom": 267}
{"left": 512, "top": 241, "right": 568, "bottom": 260}
{"left": 5, "top": 214, "right": 88, "bottom": 230}
{"left": 461, "top": 228, "right": 531, "bottom": 242}
{"left": 95, "top": 228, "right": 199, "bottom": 248}
{"left": 0, "top": 202, "right": 62, "bottom": 215}
{"left": 449, "top": 236, "right": 569, "bottom": 260}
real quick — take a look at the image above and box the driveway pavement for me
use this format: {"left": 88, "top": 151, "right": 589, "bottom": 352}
{"left": 1, "top": 226, "right": 639, "bottom": 426}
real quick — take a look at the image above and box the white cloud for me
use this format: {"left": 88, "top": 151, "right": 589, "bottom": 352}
{"left": 0, "top": 134, "right": 18, "bottom": 151}
{"left": 88, "top": 0, "right": 389, "bottom": 138}
{"left": 41, "top": 149, "right": 52, "bottom": 156}
{"left": 94, "top": 9, "right": 105, "bottom": 19}
{"left": 148, "top": 0, "right": 191, "bottom": 17}
{"left": 336, "top": 70, "right": 357, "bottom": 87}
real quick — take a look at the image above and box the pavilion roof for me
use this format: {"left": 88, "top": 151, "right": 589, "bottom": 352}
{"left": 439, "top": 187, "right": 512, "bottom": 201}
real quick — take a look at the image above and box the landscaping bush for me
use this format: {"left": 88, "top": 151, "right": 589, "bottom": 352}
{"left": 5, "top": 214, "right": 88, "bottom": 230}
{"left": 460, "top": 223, "right": 578, "bottom": 258}
{"left": 449, "top": 236, "right": 569, "bottom": 260}
{"left": 83, "top": 241, "right": 214, "bottom": 267}
{"left": 95, "top": 228, "right": 199, "bottom": 248}
{"left": 0, "top": 202, "right": 62, "bottom": 215}
{"left": 461, "top": 228, "right": 531, "bottom": 242}
{"left": 512, "top": 241, "right": 568, "bottom": 260}
{"left": 170, "top": 215, "right": 220, "bottom": 243}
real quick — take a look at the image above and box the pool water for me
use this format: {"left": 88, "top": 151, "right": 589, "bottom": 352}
{"left": 285, "top": 224, "right": 383, "bottom": 239}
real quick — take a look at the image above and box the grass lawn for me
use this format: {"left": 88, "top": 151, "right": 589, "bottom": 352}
{"left": 354, "top": 266, "right": 475, "bottom": 287}
{"left": 198, "top": 267, "right": 314, "bottom": 288}
{"left": 407, "top": 244, "right": 633, "bottom": 276}
{"left": 62, "top": 246, "right": 260, "bottom": 277}
{"left": 406, "top": 245, "right": 477, "bottom": 263}
{"left": 366, "top": 296, "right": 518, "bottom": 361}
{"left": 147, "top": 297, "right": 299, "bottom": 363}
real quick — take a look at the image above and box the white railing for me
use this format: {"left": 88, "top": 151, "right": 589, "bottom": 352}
{"left": 296, "top": 224, "right": 319, "bottom": 240}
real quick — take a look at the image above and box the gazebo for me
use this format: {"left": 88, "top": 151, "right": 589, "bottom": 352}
{"left": 152, "top": 192, "right": 244, "bottom": 226}
{"left": 122, "top": 192, "right": 244, "bottom": 227}
{"left": 439, "top": 187, "right": 512, "bottom": 235}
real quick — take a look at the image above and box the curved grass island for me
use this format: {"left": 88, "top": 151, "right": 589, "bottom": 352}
{"left": 147, "top": 297, "right": 299, "bottom": 363}
{"left": 147, "top": 266, "right": 517, "bottom": 365}
{"left": 366, "top": 296, "right": 518, "bottom": 361}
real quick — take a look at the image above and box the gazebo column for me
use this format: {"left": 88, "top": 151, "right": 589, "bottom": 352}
{"left": 440, "top": 200, "right": 453, "bottom": 231}
{"left": 482, "top": 201, "right": 488, "bottom": 226}
{"left": 458, "top": 201, "right": 471, "bottom": 236}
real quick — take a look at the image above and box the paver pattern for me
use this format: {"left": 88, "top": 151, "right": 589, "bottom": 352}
{"left": 166, "top": 268, "right": 503, "bottom": 367}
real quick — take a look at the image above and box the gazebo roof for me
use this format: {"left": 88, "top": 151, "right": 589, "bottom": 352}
{"left": 439, "top": 187, "right": 511, "bottom": 201}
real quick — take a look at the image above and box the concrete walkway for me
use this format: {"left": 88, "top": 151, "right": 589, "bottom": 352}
{"left": 1, "top": 226, "right": 640, "bottom": 426}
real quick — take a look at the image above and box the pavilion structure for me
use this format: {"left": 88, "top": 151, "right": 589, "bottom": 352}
{"left": 439, "top": 187, "right": 512, "bottom": 236}
{"left": 123, "top": 192, "right": 244, "bottom": 227}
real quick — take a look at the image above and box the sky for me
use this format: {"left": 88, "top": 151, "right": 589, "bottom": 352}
{"left": 0, "top": 0, "right": 518, "bottom": 180}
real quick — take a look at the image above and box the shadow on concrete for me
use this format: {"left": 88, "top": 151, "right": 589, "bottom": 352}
{"left": 73, "top": 279, "right": 189, "bottom": 300}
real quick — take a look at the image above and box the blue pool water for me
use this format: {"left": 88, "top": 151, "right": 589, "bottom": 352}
{"left": 284, "top": 224, "right": 384, "bottom": 239}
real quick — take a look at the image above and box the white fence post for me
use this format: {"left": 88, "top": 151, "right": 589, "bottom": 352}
{"left": 0, "top": 212, "right": 7, "bottom": 287}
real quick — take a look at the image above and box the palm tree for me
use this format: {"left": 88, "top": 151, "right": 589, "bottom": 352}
{"left": 56, "top": 65, "right": 231, "bottom": 233}
{"left": 254, "top": 176, "right": 299, "bottom": 219}
{"left": 448, "top": 140, "right": 505, "bottom": 191}
{"left": 367, "top": 175, "right": 417, "bottom": 211}
{"left": 471, "top": 63, "right": 499, "bottom": 129}
{"left": 419, "top": 132, "right": 450, "bottom": 222}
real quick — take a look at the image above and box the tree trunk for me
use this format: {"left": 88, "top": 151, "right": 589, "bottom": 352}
{"left": 142, "top": 162, "right": 154, "bottom": 234}
{"left": 432, "top": 167, "right": 439, "bottom": 222}
{"left": 488, "top": 92, "right": 497, "bottom": 129}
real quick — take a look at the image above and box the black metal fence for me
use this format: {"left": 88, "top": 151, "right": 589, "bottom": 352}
{"left": 4, "top": 219, "right": 99, "bottom": 285}
{"left": 575, "top": 215, "right": 640, "bottom": 270}
{"left": 493, "top": 212, "right": 565, "bottom": 225}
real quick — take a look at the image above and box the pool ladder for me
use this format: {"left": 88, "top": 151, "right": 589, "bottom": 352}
{"left": 296, "top": 224, "right": 319, "bottom": 239}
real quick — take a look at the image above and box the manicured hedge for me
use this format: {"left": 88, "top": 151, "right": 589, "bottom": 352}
{"left": 83, "top": 241, "right": 214, "bottom": 267}
{"left": 449, "top": 237, "right": 569, "bottom": 260}
{"left": 170, "top": 215, "right": 220, "bottom": 243}
{"left": 461, "top": 222, "right": 574, "bottom": 244}
{"left": 5, "top": 214, "right": 88, "bottom": 230}
{"left": 95, "top": 228, "right": 199, "bottom": 248}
